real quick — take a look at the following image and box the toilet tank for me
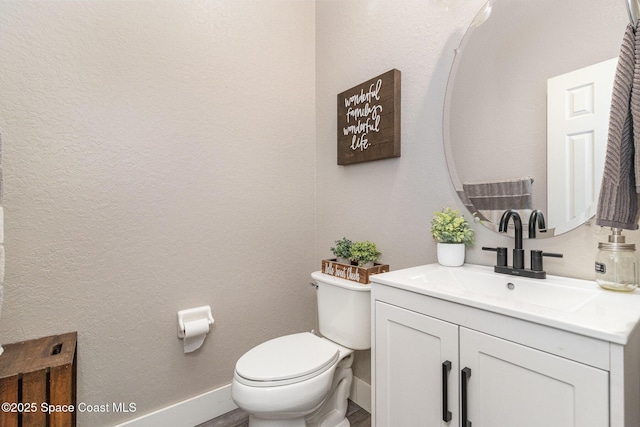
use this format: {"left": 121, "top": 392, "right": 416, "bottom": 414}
{"left": 311, "top": 271, "right": 371, "bottom": 350}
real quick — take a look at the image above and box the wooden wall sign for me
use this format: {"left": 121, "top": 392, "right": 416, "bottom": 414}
{"left": 337, "top": 69, "right": 401, "bottom": 165}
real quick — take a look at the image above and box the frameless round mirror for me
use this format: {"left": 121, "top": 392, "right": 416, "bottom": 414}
{"left": 444, "top": 0, "right": 627, "bottom": 236}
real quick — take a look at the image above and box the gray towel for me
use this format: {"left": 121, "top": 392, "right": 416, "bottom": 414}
{"left": 463, "top": 177, "right": 533, "bottom": 231}
{"left": 463, "top": 177, "right": 533, "bottom": 210}
{"left": 596, "top": 22, "right": 640, "bottom": 230}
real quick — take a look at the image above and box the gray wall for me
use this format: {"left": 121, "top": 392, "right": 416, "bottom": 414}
{"left": 0, "top": 2, "right": 316, "bottom": 425}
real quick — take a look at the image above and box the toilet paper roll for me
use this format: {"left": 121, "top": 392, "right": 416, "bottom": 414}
{"left": 182, "top": 318, "right": 210, "bottom": 353}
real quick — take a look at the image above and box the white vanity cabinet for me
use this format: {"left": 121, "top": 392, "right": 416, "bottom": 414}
{"left": 371, "top": 264, "right": 640, "bottom": 427}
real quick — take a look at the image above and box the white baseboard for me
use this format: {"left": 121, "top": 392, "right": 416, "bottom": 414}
{"left": 114, "top": 383, "right": 237, "bottom": 427}
{"left": 349, "top": 376, "right": 371, "bottom": 414}
{"left": 115, "top": 376, "right": 371, "bottom": 427}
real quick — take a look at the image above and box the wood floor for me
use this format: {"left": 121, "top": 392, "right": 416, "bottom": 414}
{"left": 196, "top": 399, "right": 371, "bottom": 427}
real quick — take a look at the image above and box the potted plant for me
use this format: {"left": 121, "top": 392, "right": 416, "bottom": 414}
{"left": 330, "top": 237, "right": 353, "bottom": 265}
{"left": 430, "top": 208, "right": 474, "bottom": 267}
{"left": 349, "top": 241, "right": 381, "bottom": 268}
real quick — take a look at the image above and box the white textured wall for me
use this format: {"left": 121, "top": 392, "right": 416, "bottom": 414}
{"left": 314, "top": 0, "right": 640, "bottom": 384}
{"left": 316, "top": 0, "right": 478, "bottom": 278}
{"left": 0, "top": 2, "right": 316, "bottom": 425}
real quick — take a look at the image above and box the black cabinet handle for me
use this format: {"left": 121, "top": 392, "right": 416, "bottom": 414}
{"left": 442, "top": 361, "right": 452, "bottom": 422}
{"left": 461, "top": 367, "right": 472, "bottom": 427}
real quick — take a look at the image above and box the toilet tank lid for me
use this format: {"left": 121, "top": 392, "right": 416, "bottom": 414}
{"left": 235, "top": 333, "right": 339, "bottom": 383}
{"left": 311, "top": 271, "right": 371, "bottom": 291}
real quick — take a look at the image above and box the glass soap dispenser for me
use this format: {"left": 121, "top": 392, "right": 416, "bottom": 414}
{"left": 595, "top": 228, "right": 638, "bottom": 292}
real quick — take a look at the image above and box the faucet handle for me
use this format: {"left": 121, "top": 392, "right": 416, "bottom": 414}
{"left": 482, "top": 246, "right": 508, "bottom": 267}
{"left": 543, "top": 252, "right": 563, "bottom": 258}
{"left": 530, "top": 250, "right": 563, "bottom": 272}
{"left": 528, "top": 210, "right": 547, "bottom": 238}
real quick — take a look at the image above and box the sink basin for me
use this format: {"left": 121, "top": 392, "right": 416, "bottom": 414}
{"left": 410, "top": 266, "right": 599, "bottom": 312}
{"left": 369, "top": 263, "right": 640, "bottom": 345}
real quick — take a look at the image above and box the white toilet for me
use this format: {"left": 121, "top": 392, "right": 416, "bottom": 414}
{"left": 231, "top": 271, "right": 371, "bottom": 427}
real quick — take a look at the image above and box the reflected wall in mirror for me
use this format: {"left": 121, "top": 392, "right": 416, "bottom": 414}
{"left": 443, "top": 0, "right": 627, "bottom": 237}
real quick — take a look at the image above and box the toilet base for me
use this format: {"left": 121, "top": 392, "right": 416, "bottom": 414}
{"left": 249, "top": 415, "right": 307, "bottom": 427}
{"left": 305, "top": 353, "right": 353, "bottom": 427}
{"left": 248, "top": 416, "right": 350, "bottom": 427}
{"left": 247, "top": 353, "right": 354, "bottom": 427}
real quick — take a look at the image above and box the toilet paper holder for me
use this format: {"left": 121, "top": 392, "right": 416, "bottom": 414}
{"left": 177, "top": 306, "right": 215, "bottom": 338}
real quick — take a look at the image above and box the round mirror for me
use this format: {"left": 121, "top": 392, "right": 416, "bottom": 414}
{"left": 444, "top": 0, "right": 627, "bottom": 236}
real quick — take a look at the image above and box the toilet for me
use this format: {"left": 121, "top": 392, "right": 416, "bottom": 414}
{"left": 231, "top": 271, "right": 371, "bottom": 427}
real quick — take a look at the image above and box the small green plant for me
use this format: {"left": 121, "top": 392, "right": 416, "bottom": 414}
{"left": 349, "top": 241, "right": 381, "bottom": 267}
{"left": 330, "top": 237, "right": 353, "bottom": 259}
{"left": 430, "top": 208, "right": 474, "bottom": 246}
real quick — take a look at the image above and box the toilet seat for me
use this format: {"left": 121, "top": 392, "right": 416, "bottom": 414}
{"left": 234, "top": 332, "right": 340, "bottom": 387}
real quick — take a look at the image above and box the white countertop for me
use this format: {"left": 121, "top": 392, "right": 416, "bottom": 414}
{"left": 370, "top": 263, "right": 640, "bottom": 345}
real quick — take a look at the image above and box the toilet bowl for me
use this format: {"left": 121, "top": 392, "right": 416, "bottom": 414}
{"left": 231, "top": 271, "right": 371, "bottom": 427}
{"left": 232, "top": 332, "right": 353, "bottom": 426}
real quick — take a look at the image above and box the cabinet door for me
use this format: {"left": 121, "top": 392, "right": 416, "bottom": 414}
{"left": 375, "top": 301, "right": 458, "bottom": 427}
{"left": 459, "top": 327, "right": 609, "bottom": 427}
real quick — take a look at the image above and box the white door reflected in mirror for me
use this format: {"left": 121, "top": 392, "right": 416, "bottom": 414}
{"left": 546, "top": 58, "right": 617, "bottom": 235}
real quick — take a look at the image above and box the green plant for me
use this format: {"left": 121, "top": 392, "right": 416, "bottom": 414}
{"left": 349, "top": 241, "right": 381, "bottom": 266}
{"left": 430, "top": 208, "right": 474, "bottom": 246}
{"left": 330, "top": 237, "right": 353, "bottom": 259}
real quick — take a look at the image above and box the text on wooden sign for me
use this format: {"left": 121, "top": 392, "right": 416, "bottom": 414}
{"left": 337, "top": 69, "right": 401, "bottom": 165}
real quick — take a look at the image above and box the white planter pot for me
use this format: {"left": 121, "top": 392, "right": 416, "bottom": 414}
{"left": 437, "top": 243, "right": 465, "bottom": 267}
{"left": 336, "top": 257, "right": 351, "bottom": 265}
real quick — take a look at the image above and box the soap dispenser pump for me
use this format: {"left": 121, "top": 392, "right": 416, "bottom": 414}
{"left": 595, "top": 228, "right": 638, "bottom": 292}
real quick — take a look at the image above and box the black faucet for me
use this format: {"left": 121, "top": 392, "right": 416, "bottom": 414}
{"left": 498, "top": 209, "right": 524, "bottom": 269}
{"left": 528, "top": 210, "right": 547, "bottom": 238}
{"left": 482, "top": 209, "right": 563, "bottom": 279}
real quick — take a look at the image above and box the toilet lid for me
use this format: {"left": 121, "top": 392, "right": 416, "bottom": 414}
{"left": 235, "top": 333, "right": 340, "bottom": 384}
